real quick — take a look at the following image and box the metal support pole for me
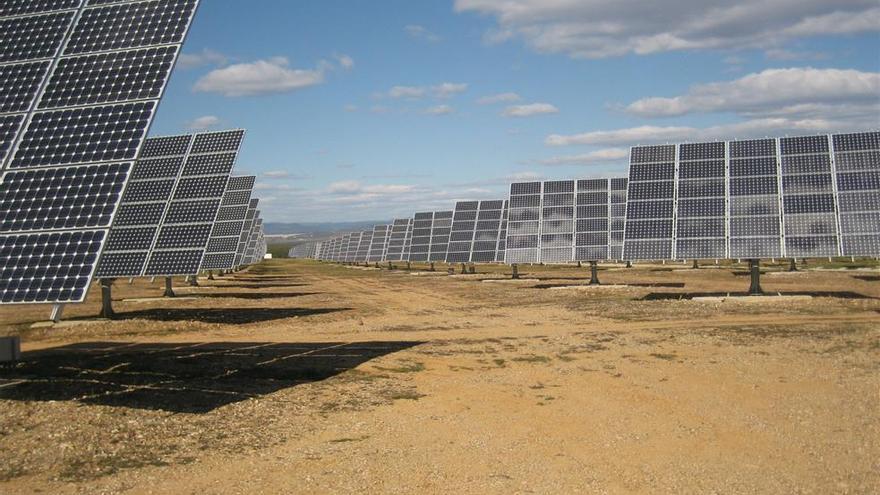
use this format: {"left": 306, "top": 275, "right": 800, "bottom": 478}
{"left": 50, "top": 304, "right": 65, "bottom": 323}
{"left": 692, "top": 259, "right": 699, "bottom": 269}
{"left": 99, "top": 279, "right": 114, "bottom": 319}
{"left": 748, "top": 259, "right": 763, "bottom": 295}
{"left": 577, "top": 261, "right": 582, "bottom": 268}
{"left": 188, "top": 275, "right": 199, "bottom": 287}
{"left": 208, "top": 270, "right": 214, "bottom": 280}
{"left": 164, "top": 277, "right": 175, "bottom": 298}
{"left": 460, "top": 263, "right": 467, "bottom": 274}
{"left": 468, "top": 264, "right": 475, "bottom": 274}
{"left": 589, "top": 261, "right": 599, "bottom": 285}
{"left": 388, "top": 261, "right": 393, "bottom": 270}
{"left": 429, "top": 262, "right": 435, "bottom": 272}
{"left": 447, "top": 266, "right": 455, "bottom": 275}
{"left": 626, "top": 260, "right": 632, "bottom": 268}
{"left": 512, "top": 264, "right": 519, "bottom": 279}
{"left": 788, "top": 258, "right": 797, "bottom": 272}
{"left": 406, "top": 261, "right": 411, "bottom": 271}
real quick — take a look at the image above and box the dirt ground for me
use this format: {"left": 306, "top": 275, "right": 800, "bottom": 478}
{"left": 0, "top": 259, "right": 878, "bottom": 494}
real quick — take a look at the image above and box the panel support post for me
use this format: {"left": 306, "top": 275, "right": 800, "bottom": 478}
{"left": 626, "top": 260, "right": 632, "bottom": 268}
{"left": 692, "top": 259, "right": 699, "bottom": 269}
{"left": 188, "top": 275, "right": 199, "bottom": 287}
{"left": 577, "top": 261, "right": 581, "bottom": 268}
{"left": 748, "top": 259, "right": 763, "bottom": 295}
{"left": 788, "top": 258, "right": 797, "bottom": 272}
{"left": 406, "top": 261, "right": 411, "bottom": 271}
{"left": 50, "top": 304, "right": 65, "bottom": 323}
{"left": 512, "top": 264, "right": 519, "bottom": 280}
{"left": 468, "top": 264, "right": 475, "bottom": 274}
{"left": 388, "top": 261, "right": 393, "bottom": 270}
{"left": 99, "top": 279, "right": 114, "bottom": 319}
{"left": 589, "top": 261, "right": 600, "bottom": 285}
{"left": 429, "top": 262, "right": 435, "bottom": 272}
{"left": 164, "top": 277, "right": 175, "bottom": 298}
{"left": 460, "top": 263, "right": 467, "bottom": 274}
{"left": 208, "top": 270, "right": 214, "bottom": 280}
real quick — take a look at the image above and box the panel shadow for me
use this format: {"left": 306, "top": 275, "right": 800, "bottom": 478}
{"left": 640, "top": 291, "right": 876, "bottom": 300}
{"left": 113, "top": 307, "right": 349, "bottom": 324}
{"left": 0, "top": 341, "right": 422, "bottom": 413}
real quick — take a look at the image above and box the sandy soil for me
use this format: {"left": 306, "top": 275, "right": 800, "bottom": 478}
{"left": 0, "top": 259, "right": 878, "bottom": 494}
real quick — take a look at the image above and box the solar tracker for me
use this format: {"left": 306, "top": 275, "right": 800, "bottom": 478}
{"left": 407, "top": 212, "right": 434, "bottom": 262}
{"left": 367, "top": 225, "right": 391, "bottom": 262}
{"left": 385, "top": 218, "right": 412, "bottom": 261}
{"left": 0, "top": 0, "right": 200, "bottom": 303}
{"left": 505, "top": 179, "right": 627, "bottom": 264}
{"left": 354, "top": 229, "right": 373, "bottom": 262}
{"left": 495, "top": 201, "right": 509, "bottom": 262}
{"left": 402, "top": 219, "right": 414, "bottom": 261}
{"left": 200, "top": 175, "right": 255, "bottom": 270}
{"left": 97, "top": 130, "right": 244, "bottom": 277}
{"left": 622, "top": 131, "right": 880, "bottom": 260}
{"left": 234, "top": 198, "right": 258, "bottom": 267}
{"left": 445, "top": 200, "right": 507, "bottom": 263}
{"left": 428, "top": 211, "right": 453, "bottom": 262}
{"left": 242, "top": 214, "right": 261, "bottom": 265}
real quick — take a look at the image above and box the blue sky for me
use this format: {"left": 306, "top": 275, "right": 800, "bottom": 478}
{"left": 149, "top": 0, "right": 880, "bottom": 222}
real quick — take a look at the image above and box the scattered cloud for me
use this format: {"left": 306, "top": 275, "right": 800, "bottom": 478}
{"left": 344, "top": 104, "right": 358, "bottom": 112}
{"left": 425, "top": 104, "right": 454, "bottom": 115}
{"left": 194, "top": 54, "right": 354, "bottom": 97}
{"left": 534, "top": 148, "right": 629, "bottom": 166}
{"left": 370, "top": 105, "right": 391, "bottom": 114}
{"left": 177, "top": 48, "right": 228, "bottom": 69}
{"left": 623, "top": 68, "right": 879, "bottom": 122}
{"left": 385, "top": 82, "right": 468, "bottom": 99}
{"left": 405, "top": 24, "right": 441, "bottom": 42}
{"left": 477, "top": 92, "right": 522, "bottom": 105}
{"left": 263, "top": 170, "right": 289, "bottom": 178}
{"left": 185, "top": 115, "right": 220, "bottom": 130}
{"left": 453, "top": 0, "right": 880, "bottom": 58}
{"left": 502, "top": 102, "right": 559, "bottom": 117}
{"left": 764, "top": 48, "right": 828, "bottom": 60}
{"left": 546, "top": 117, "right": 870, "bottom": 148}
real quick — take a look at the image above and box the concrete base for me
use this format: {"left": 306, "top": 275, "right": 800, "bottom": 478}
{"left": 30, "top": 319, "right": 109, "bottom": 329}
{"left": 693, "top": 295, "right": 813, "bottom": 303}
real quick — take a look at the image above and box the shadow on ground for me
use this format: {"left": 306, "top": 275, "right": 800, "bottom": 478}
{"left": 0, "top": 341, "right": 422, "bottom": 413}
{"left": 181, "top": 292, "right": 321, "bottom": 300}
{"left": 640, "top": 291, "right": 876, "bottom": 300}
{"left": 531, "top": 282, "right": 685, "bottom": 289}
{"left": 111, "top": 307, "right": 348, "bottom": 324}
{"left": 851, "top": 275, "right": 880, "bottom": 282}
{"left": 208, "top": 283, "right": 309, "bottom": 289}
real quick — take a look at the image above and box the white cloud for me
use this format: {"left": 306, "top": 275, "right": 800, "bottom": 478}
{"left": 425, "top": 104, "right": 454, "bottom": 115}
{"left": 177, "top": 48, "right": 228, "bottom": 69}
{"left": 335, "top": 54, "right": 355, "bottom": 69}
{"left": 263, "top": 170, "right": 289, "bottom": 178}
{"left": 454, "top": 0, "right": 880, "bottom": 58}
{"left": 502, "top": 102, "right": 559, "bottom": 117}
{"left": 535, "top": 148, "right": 629, "bottom": 166}
{"left": 546, "top": 117, "right": 871, "bottom": 148}
{"left": 194, "top": 57, "right": 326, "bottom": 96}
{"left": 385, "top": 82, "right": 468, "bottom": 99}
{"left": 344, "top": 104, "right": 358, "bottom": 112}
{"left": 763, "top": 48, "right": 827, "bottom": 60}
{"left": 185, "top": 115, "right": 220, "bottom": 130}
{"left": 477, "top": 92, "right": 522, "bottom": 105}
{"left": 405, "top": 24, "right": 441, "bottom": 42}
{"left": 624, "top": 68, "right": 880, "bottom": 119}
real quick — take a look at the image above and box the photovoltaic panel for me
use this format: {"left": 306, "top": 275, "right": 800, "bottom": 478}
{"left": 428, "top": 211, "right": 452, "bottom": 262}
{"left": 234, "top": 199, "right": 258, "bottom": 267}
{"left": 407, "top": 212, "right": 433, "bottom": 262}
{"left": 97, "top": 129, "right": 244, "bottom": 277}
{"left": 623, "top": 145, "right": 676, "bottom": 261}
{"left": 446, "top": 200, "right": 506, "bottom": 263}
{"left": 622, "top": 131, "right": 880, "bottom": 261}
{"left": 200, "top": 174, "right": 254, "bottom": 270}
{"left": 354, "top": 229, "right": 373, "bottom": 262}
{"left": 385, "top": 218, "right": 412, "bottom": 262}
{"left": 506, "top": 182, "right": 541, "bottom": 263}
{"left": 367, "top": 224, "right": 391, "bottom": 262}
{"left": 495, "top": 201, "right": 508, "bottom": 262}
{"left": 0, "top": 0, "right": 200, "bottom": 303}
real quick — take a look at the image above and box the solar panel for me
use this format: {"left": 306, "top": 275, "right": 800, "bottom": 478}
{"left": 385, "top": 218, "right": 412, "bottom": 261}
{"left": 495, "top": 200, "right": 508, "bottom": 262}
{"left": 622, "top": 131, "right": 880, "bottom": 260}
{"left": 506, "top": 182, "right": 542, "bottom": 263}
{"left": 428, "top": 211, "right": 452, "bottom": 262}
{"left": 445, "top": 200, "right": 506, "bottom": 263}
{"left": 407, "top": 212, "right": 433, "bottom": 262}
{"left": 0, "top": 0, "right": 200, "bottom": 304}
{"left": 233, "top": 197, "right": 259, "bottom": 267}
{"left": 367, "top": 224, "right": 391, "bottom": 262}
{"left": 353, "top": 229, "right": 372, "bottom": 262}
{"left": 200, "top": 175, "right": 255, "bottom": 270}
{"left": 96, "top": 129, "right": 244, "bottom": 278}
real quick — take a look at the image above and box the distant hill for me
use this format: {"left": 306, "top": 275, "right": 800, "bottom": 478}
{"left": 264, "top": 221, "right": 389, "bottom": 236}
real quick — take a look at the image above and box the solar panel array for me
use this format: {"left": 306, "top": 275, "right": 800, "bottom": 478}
{"left": 288, "top": 242, "right": 317, "bottom": 259}
{"left": 201, "top": 174, "right": 255, "bottom": 270}
{"left": 623, "top": 131, "right": 880, "bottom": 260}
{"left": 96, "top": 129, "right": 245, "bottom": 277}
{"left": 385, "top": 218, "right": 412, "bottom": 262}
{"left": 506, "top": 179, "right": 628, "bottom": 264}
{"left": 234, "top": 198, "right": 258, "bottom": 267}
{"left": 446, "top": 200, "right": 507, "bottom": 263}
{"left": 0, "top": 0, "right": 200, "bottom": 303}
{"left": 367, "top": 224, "right": 391, "bottom": 262}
